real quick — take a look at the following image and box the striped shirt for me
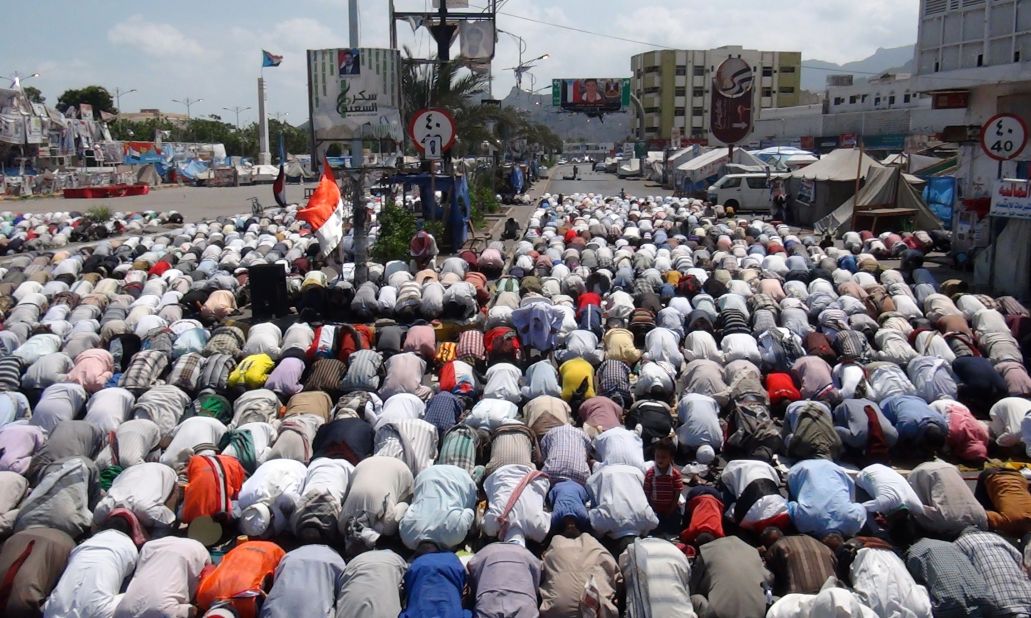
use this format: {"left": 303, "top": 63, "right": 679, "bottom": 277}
{"left": 423, "top": 392, "right": 464, "bottom": 437}
{"left": 766, "top": 534, "right": 837, "bottom": 596}
{"left": 340, "top": 350, "right": 383, "bottom": 393}
{"left": 437, "top": 425, "right": 483, "bottom": 481}
{"left": 0, "top": 356, "right": 23, "bottom": 391}
{"left": 955, "top": 529, "right": 1031, "bottom": 615}
{"left": 455, "top": 330, "right": 485, "bottom": 364}
{"left": 167, "top": 352, "right": 204, "bottom": 392}
{"left": 118, "top": 350, "right": 169, "bottom": 393}
{"left": 596, "top": 360, "right": 632, "bottom": 402}
{"left": 907, "top": 538, "right": 992, "bottom": 618}
{"left": 373, "top": 418, "right": 438, "bottom": 476}
{"left": 643, "top": 464, "right": 683, "bottom": 515}
{"left": 485, "top": 425, "right": 538, "bottom": 478}
{"left": 304, "top": 358, "right": 347, "bottom": 392}
{"left": 541, "top": 424, "right": 591, "bottom": 485}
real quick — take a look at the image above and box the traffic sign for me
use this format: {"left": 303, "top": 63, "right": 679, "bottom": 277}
{"left": 407, "top": 108, "right": 457, "bottom": 158}
{"left": 980, "top": 113, "right": 1028, "bottom": 161}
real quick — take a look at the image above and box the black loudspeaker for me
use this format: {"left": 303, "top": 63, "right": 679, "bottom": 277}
{"left": 249, "top": 264, "right": 289, "bottom": 320}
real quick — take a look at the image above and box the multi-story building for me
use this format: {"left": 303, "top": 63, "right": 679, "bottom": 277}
{"left": 911, "top": 0, "right": 1030, "bottom": 185}
{"left": 630, "top": 45, "right": 802, "bottom": 145}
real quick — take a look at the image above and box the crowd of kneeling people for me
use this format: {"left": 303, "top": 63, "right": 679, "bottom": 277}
{"left": 1, "top": 192, "right": 1031, "bottom": 617}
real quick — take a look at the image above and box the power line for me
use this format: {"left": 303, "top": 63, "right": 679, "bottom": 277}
{"left": 479, "top": 4, "right": 989, "bottom": 84}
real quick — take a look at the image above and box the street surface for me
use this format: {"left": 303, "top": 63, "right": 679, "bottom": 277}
{"left": 546, "top": 164, "right": 673, "bottom": 200}
{"left": 2, "top": 183, "right": 310, "bottom": 220}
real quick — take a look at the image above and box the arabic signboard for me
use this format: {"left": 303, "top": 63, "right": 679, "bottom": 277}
{"left": 552, "top": 78, "right": 630, "bottom": 113}
{"left": 308, "top": 47, "right": 403, "bottom": 143}
{"left": 990, "top": 178, "right": 1031, "bottom": 220}
{"left": 980, "top": 113, "right": 1028, "bottom": 162}
{"left": 709, "top": 58, "right": 754, "bottom": 145}
{"left": 407, "top": 108, "right": 457, "bottom": 160}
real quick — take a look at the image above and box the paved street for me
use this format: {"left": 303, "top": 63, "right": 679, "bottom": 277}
{"left": 2, "top": 183, "right": 312, "bottom": 220}
{"left": 546, "top": 164, "right": 673, "bottom": 200}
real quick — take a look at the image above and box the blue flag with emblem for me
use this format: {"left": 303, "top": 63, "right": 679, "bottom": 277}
{"left": 262, "top": 50, "right": 283, "bottom": 68}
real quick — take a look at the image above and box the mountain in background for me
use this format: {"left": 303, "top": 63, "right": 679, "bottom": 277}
{"left": 801, "top": 44, "right": 915, "bottom": 91}
{"left": 500, "top": 86, "right": 633, "bottom": 144}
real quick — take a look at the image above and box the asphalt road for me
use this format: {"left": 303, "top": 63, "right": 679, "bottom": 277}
{"left": 546, "top": 164, "right": 673, "bottom": 200}
{"left": 2, "top": 183, "right": 311, "bottom": 220}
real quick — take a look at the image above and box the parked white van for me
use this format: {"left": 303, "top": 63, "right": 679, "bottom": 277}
{"left": 707, "top": 173, "right": 787, "bottom": 212}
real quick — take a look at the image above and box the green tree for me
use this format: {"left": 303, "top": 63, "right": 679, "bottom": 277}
{"left": 401, "top": 49, "right": 557, "bottom": 157}
{"left": 57, "top": 86, "right": 116, "bottom": 116}
{"left": 22, "top": 86, "right": 44, "bottom": 104}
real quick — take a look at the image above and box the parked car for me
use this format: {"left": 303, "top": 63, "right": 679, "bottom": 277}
{"left": 706, "top": 173, "right": 787, "bottom": 212}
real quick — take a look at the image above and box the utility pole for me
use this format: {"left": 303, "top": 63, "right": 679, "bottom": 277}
{"left": 113, "top": 87, "right": 137, "bottom": 111}
{"left": 171, "top": 97, "right": 203, "bottom": 119}
{"left": 348, "top": 0, "right": 368, "bottom": 282}
{"left": 223, "top": 105, "right": 251, "bottom": 129}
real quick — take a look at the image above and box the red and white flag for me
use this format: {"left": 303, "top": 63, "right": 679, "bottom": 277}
{"left": 296, "top": 159, "right": 345, "bottom": 256}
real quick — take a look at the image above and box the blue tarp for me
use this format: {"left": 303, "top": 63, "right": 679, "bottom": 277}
{"left": 386, "top": 173, "right": 470, "bottom": 249}
{"left": 178, "top": 159, "right": 210, "bottom": 180}
{"left": 510, "top": 166, "right": 524, "bottom": 193}
{"left": 923, "top": 176, "right": 956, "bottom": 228}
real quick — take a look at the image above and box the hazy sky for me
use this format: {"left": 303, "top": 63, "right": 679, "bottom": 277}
{"left": 3, "top": 0, "right": 918, "bottom": 125}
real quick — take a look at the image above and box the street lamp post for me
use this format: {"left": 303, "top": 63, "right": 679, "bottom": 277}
{"left": 113, "top": 87, "right": 137, "bottom": 111}
{"left": 3, "top": 71, "right": 39, "bottom": 90}
{"left": 223, "top": 106, "right": 252, "bottom": 129}
{"left": 171, "top": 97, "right": 204, "bottom": 119}
{"left": 270, "top": 112, "right": 289, "bottom": 124}
{"left": 497, "top": 30, "right": 548, "bottom": 92}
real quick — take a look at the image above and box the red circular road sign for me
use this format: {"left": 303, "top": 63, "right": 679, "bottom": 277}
{"left": 407, "top": 108, "right": 457, "bottom": 157}
{"left": 980, "top": 113, "right": 1028, "bottom": 161}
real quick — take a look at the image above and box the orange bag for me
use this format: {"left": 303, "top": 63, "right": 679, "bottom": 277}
{"left": 195, "top": 541, "right": 285, "bottom": 618}
{"left": 181, "top": 454, "right": 247, "bottom": 524}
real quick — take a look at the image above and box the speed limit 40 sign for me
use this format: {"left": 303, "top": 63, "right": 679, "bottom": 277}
{"left": 980, "top": 113, "right": 1028, "bottom": 161}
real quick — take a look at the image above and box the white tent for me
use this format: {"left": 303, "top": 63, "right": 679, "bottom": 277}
{"left": 786, "top": 148, "right": 882, "bottom": 182}
{"left": 815, "top": 166, "right": 942, "bottom": 233}
{"left": 673, "top": 147, "right": 766, "bottom": 192}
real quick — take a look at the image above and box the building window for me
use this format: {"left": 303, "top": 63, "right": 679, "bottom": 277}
{"left": 861, "top": 94, "right": 868, "bottom": 102}
{"left": 693, "top": 65, "right": 705, "bottom": 76}
{"left": 762, "top": 87, "right": 773, "bottom": 97}
{"left": 834, "top": 97, "right": 844, "bottom": 105}
{"left": 888, "top": 95, "right": 895, "bottom": 105}
{"left": 675, "top": 66, "right": 687, "bottom": 76}
{"left": 635, "top": 69, "right": 642, "bottom": 79}
{"left": 675, "top": 87, "right": 686, "bottom": 97}
{"left": 976, "top": 53, "right": 983, "bottom": 67}
{"left": 645, "top": 66, "right": 660, "bottom": 74}
{"left": 645, "top": 107, "right": 660, "bottom": 114}
{"left": 674, "top": 107, "right": 685, "bottom": 116}
{"left": 644, "top": 87, "right": 660, "bottom": 95}
{"left": 692, "top": 87, "right": 705, "bottom": 97}
{"left": 778, "top": 86, "right": 794, "bottom": 94}
{"left": 692, "top": 106, "right": 704, "bottom": 116}
{"left": 903, "top": 93, "right": 911, "bottom": 103}
{"left": 762, "top": 66, "right": 773, "bottom": 77}
{"left": 849, "top": 95, "right": 858, "bottom": 104}
{"left": 874, "top": 96, "right": 881, "bottom": 106}
{"left": 779, "top": 66, "right": 796, "bottom": 73}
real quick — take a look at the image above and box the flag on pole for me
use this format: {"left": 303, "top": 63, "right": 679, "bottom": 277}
{"left": 272, "top": 133, "right": 287, "bottom": 207}
{"left": 272, "top": 164, "right": 287, "bottom": 208}
{"left": 296, "top": 158, "right": 344, "bottom": 256}
{"left": 262, "top": 50, "right": 283, "bottom": 67}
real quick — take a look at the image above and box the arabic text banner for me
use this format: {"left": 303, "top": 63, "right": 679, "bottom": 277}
{"left": 308, "top": 47, "right": 403, "bottom": 143}
{"left": 990, "top": 179, "right": 1031, "bottom": 220}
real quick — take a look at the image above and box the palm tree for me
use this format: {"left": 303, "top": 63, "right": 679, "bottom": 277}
{"left": 400, "top": 48, "right": 555, "bottom": 158}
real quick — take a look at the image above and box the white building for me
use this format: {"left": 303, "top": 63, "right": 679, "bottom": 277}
{"left": 630, "top": 45, "right": 802, "bottom": 145}
{"left": 912, "top": 0, "right": 1031, "bottom": 191}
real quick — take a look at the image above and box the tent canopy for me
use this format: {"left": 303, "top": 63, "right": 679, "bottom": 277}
{"left": 815, "top": 165, "right": 943, "bottom": 233}
{"left": 786, "top": 148, "right": 882, "bottom": 182}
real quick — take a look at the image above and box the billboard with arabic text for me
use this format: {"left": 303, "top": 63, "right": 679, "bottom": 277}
{"left": 990, "top": 179, "right": 1031, "bottom": 219}
{"left": 308, "top": 47, "right": 403, "bottom": 143}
